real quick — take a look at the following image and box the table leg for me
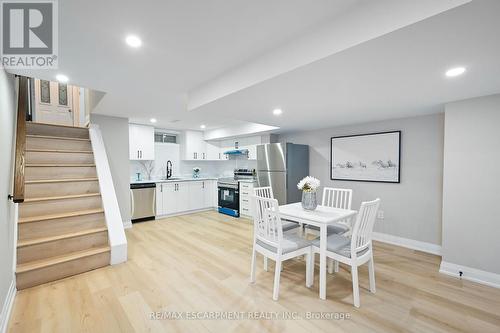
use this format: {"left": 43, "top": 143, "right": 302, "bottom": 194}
{"left": 319, "top": 225, "right": 327, "bottom": 300}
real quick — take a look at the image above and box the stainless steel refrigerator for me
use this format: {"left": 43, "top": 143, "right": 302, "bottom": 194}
{"left": 256, "top": 143, "right": 309, "bottom": 205}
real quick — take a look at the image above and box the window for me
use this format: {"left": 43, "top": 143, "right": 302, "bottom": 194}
{"left": 155, "top": 132, "right": 177, "bottom": 143}
{"left": 58, "top": 83, "right": 68, "bottom": 105}
{"left": 40, "top": 80, "right": 50, "bottom": 103}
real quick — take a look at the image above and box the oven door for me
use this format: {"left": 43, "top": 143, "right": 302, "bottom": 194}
{"left": 218, "top": 185, "right": 239, "bottom": 217}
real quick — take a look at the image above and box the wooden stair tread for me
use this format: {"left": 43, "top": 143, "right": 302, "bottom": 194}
{"left": 26, "top": 177, "right": 98, "bottom": 184}
{"left": 28, "top": 122, "right": 89, "bottom": 130}
{"left": 18, "top": 208, "right": 104, "bottom": 224}
{"left": 16, "top": 246, "right": 110, "bottom": 273}
{"left": 18, "top": 227, "right": 108, "bottom": 248}
{"left": 26, "top": 149, "right": 93, "bottom": 154}
{"left": 27, "top": 134, "right": 90, "bottom": 142}
{"left": 26, "top": 163, "right": 96, "bottom": 167}
{"left": 23, "top": 192, "right": 101, "bottom": 203}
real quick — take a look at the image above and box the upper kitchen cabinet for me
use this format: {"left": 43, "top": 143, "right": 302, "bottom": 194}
{"left": 206, "top": 141, "right": 223, "bottom": 160}
{"left": 129, "top": 124, "right": 155, "bottom": 160}
{"left": 181, "top": 130, "right": 206, "bottom": 160}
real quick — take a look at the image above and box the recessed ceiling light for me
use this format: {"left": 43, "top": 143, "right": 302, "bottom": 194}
{"left": 56, "top": 74, "right": 68, "bottom": 83}
{"left": 445, "top": 67, "right": 466, "bottom": 77}
{"left": 150, "top": 118, "right": 157, "bottom": 123}
{"left": 273, "top": 108, "right": 283, "bottom": 116}
{"left": 200, "top": 124, "right": 206, "bottom": 129}
{"left": 125, "top": 35, "right": 142, "bottom": 48}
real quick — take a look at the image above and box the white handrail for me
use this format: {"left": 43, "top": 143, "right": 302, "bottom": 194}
{"left": 89, "top": 124, "right": 127, "bottom": 265}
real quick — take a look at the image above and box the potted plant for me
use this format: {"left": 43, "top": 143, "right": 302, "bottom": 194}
{"left": 297, "top": 176, "right": 321, "bottom": 210}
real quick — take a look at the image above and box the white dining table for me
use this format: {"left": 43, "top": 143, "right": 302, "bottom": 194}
{"left": 279, "top": 202, "right": 357, "bottom": 300}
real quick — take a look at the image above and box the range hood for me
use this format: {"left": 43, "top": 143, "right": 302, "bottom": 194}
{"left": 224, "top": 149, "right": 249, "bottom": 155}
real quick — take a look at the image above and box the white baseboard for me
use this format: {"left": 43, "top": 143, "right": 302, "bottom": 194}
{"left": 372, "top": 232, "right": 442, "bottom": 255}
{"left": 123, "top": 220, "right": 132, "bottom": 229}
{"left": 439, "top": 261, "right": 500, "bottom": 289}
{"left": 0, "top": 280, "right": 16, "bottom": 333}
{"left": 156, "top": 207, "right": 215, "bottom": 219}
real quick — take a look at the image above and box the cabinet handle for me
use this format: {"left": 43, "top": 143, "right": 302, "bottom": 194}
{"left": 137, "top": 151, "right": 139, "bottom": 159}
{"left": 193, "top": 152, "right": 196, "bottom": 159}
{"left": 219, "top": 153, "right": 221, "bottom": 159}
{"left": 242, "top": 199, "right": 248, "bottom": 202}
{"left": 202, "top": 182, "right": 205, "bottom": 189}
{"left": 203, "top": 153, "right": 205, "bottom": 159}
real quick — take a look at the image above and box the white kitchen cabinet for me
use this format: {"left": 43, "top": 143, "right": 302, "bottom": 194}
{"left": 206, "top": 141, "right": 223, "bottom": 160}
{"left": 129, "top": 124, "right": 155, "bottom": 160}
{"left": 239, "top": 181, "right": 255, "bottom": 218}
{"left": 189, "top": 181, "right": 205, "bottom": 211}
{"left": 156, "top": 180, "right": 217, "bottom": 217}
{"left": 204, "top": 180, "right": 217, "bottom": 208}
{"left": 182, "top": 130, "right": 207, "bottom": 160}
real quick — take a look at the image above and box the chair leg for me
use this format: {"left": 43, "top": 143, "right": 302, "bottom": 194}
{"left": 328, "top": 258, "right": 334, "bottom": 274}
{"left": 309, "top": 252, "right": 315, "bottom": 286}
{"left": 368, "top": 255, "right": 376, "bottom": 293}
{"left": 334, "top": 260, "right": 339, "bottom": 273}
{"left": 263, "top": 257, "right": 268, "bottom": 272}
{"left": 273, "top": 259, "right": 282, "bottom": 301}
{"left": 305, "top": 252, "right": 312, "bottom": 288}
{"left": 351, "top": 265, "right": 360, "bottom": 308}
{"left": 250, "top": 247, "right": 257, "bottom": 283}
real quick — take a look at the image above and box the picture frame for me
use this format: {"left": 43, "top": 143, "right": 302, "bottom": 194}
{"left": 330, "top": 131, "right": 401, "bottom": 183}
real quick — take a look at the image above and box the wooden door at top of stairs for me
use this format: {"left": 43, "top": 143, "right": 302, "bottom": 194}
{"left": 34, "top": 79, "right": 80, "bottom": 127}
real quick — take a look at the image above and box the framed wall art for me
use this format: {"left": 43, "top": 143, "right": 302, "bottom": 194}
{"left": 330, "top": 131, "right": 401, "bottom": 183}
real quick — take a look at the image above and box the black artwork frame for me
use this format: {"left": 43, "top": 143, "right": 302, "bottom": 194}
{"left": 330, "top": 131, "right": 401, "bottom": 183}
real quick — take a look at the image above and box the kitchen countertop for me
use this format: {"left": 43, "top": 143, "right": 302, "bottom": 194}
{"left": 238, "top": 179, "right": 257, "bottom": 183}
{"left": 130, "top": 177, "right": 218, "bottom": 184}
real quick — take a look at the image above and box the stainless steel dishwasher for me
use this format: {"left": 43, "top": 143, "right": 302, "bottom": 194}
{"left": 130, "top": 183, "right": 156, "bottom": 222}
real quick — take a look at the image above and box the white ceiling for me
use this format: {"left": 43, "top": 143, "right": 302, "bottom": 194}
{"left": 190, "top": 0, "right": 500, "bottom": 132}
{"left": 10, "top": 0, "right": 500, "bottom": 133}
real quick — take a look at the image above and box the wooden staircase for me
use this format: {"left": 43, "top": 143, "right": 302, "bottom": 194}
{"left": 16, "top": 122, "right": 110, "bottom": 289}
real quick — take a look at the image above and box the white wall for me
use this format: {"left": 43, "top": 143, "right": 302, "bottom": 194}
{"left": 279, "top": 113, "right": 444, "bottom": 245}
{"left": 442, "top": 94, "right": 500, "bottom": 275}
{"left": 130, "top": 143, "right": 257, "bottom": 180}
{"left": 0, "top": 69, "right": 16, "bottom": 330}
{"left": 90, "top": 114, "right": 131, "bottom": 225}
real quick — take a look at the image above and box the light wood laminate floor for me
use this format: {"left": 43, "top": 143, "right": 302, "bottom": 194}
{"left": 8, "top": 211, "right": 500, "bottom": 332}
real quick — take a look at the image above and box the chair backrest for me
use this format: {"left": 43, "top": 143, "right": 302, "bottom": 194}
{"left": 351, "top": 198, "right": 380, "bottom": 257}
{"left": 252, "top": 195, "right": 283, "bottom": 248}
{"left": 322, "top": 187, "right": 352, "bottom": 210}
{"left": 253, "top": 186, "right": 274, "bottom": 199}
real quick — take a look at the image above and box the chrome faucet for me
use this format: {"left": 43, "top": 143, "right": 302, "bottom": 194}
{"left": 166, "top": 160, "right": 172, "bottom": 179}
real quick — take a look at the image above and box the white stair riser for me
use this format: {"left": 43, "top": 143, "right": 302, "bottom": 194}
{"left": 18, "top": 213, "right": 106, "bottom": 240}
{"left": 19, "top": 196, "right": 102, "bottom": 218}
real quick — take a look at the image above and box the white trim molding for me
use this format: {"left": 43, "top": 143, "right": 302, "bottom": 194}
{"left": 440, "top": 261, "right": 500, "bottom": 289}
{"left": 0, "top": 280, "right": 16, "bottom": 333}
{"left": 123, "top": 220, "right": 132, "bottom": 229}
{"left": 89, "top": 124, "right": 128, "bottom": 265}
{"left": 372, "top": 232, "right": 442, "bottom": 255}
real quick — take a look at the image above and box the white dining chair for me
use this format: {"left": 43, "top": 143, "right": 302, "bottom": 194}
{"left": 250, "top": 195, "right": 313, "bottom": 300}
{"left": 309, "top": 198, "right": 380, "bottom": 307}
{"left": 305, "top": 187, "right": 353, "bottom": 273}
{"left": 253, "top": 186, "right": 301, "bottom": 272}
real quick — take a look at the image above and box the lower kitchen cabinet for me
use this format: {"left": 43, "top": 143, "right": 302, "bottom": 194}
{"left": 156, "top": 180, "right": 217, "bottom": 216}
{"left": 239, "top": 181, "right": 255, "bottom": 218}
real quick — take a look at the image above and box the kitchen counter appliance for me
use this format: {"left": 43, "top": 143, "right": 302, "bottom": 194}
{"left": 130, "top": 182, "right": 156, "bottom": 222}
{"left": 256, "top": 143, "right": 309, "bottom": 205}
{"left": 217, "top": 169, "right": 255, "bottom": 217}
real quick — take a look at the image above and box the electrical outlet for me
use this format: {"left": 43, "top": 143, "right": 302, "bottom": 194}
{"left": 377, "top": 210, "right": 384, "bottom": 219}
